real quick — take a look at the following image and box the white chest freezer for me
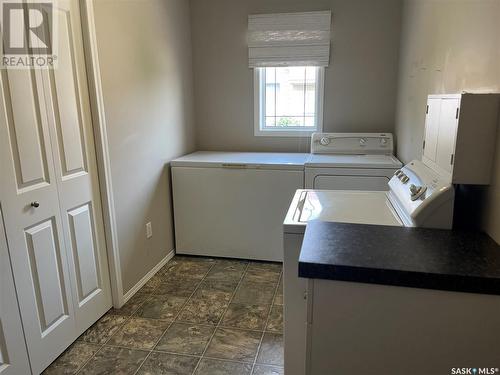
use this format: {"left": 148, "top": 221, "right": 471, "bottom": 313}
{"left": 171, "top": 151, "right": 309, "bottom": 261}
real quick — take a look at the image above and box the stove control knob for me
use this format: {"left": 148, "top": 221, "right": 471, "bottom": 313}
{"left": 398, "top": 173, "right": 406, "bottom": 180}
{"left": 402, "top": 176, "right": 409, "bottom": 183}
{"left": 320, "top": 137, "right": 330, "bottom": 146}
{"left": 394, "top": 169, "right": 403, "bottom": 177}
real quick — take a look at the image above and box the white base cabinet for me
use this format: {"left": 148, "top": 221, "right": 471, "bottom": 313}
{"left": 306, "top": 279, "right": 500, "bottom": 374}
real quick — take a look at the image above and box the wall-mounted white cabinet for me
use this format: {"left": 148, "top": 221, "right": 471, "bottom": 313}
{"left": 422, "top": 93, "right": 500, "bottom": 184}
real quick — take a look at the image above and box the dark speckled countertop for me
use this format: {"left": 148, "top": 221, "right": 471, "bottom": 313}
{"left": 299, "top": 220, "right": 500, "bottom": 295}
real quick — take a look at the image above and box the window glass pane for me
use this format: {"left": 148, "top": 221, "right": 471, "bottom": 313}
{"left": 265, "top": 116, "right": 276, "bottom": 127}
{"left": 276, "top": 116, "right": 305, "bottom": 127}
{"left": 304, "top": 116, "right": 315, "bottom": 127}
{"left": 275, "top": 67, "right": 306, "bottom": 117}
{"left": 261, "top": 66, "right": 319, "bottom": 130}
{"left": 265, "top": 68, "right": 277, "bottom": 117}
{"left": 304, "top": 67, "right": 316, "bottom": 118}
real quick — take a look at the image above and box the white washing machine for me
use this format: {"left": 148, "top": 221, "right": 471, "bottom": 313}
{"left": 305, "top": 133, "right": 402, "bottom": 190}
{"left": 282, "top": 159, "right": 455, "bottom": 375}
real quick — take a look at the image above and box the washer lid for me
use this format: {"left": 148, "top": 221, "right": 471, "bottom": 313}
{"left": 305, "top": 154, "right": 403, "bottom": 169}
{"left": 295, "top": 190, "right": 403, "bottom": 226}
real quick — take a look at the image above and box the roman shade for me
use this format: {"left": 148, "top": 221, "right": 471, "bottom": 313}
{"left": 248, "top": 11, "right": 332, "bottom": 68}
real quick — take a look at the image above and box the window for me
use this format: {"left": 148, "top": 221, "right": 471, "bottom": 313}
{"left": 254, "top": 66, "right": 324, "bottom": 137}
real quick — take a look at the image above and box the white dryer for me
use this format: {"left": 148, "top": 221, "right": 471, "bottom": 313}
{"left": 305, "top": 133, "right": 402, "bottom": 190}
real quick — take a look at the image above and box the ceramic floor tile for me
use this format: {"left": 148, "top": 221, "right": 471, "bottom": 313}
{"left": 137, "top": 352, "right": 199, "bottom": 375}
{"left": 252, "top": 365, "right": 284, "bottom": 375}
{"left": 136, "top": 294, "right": 187, "bottom": 320}
{"left": 205, "top": 327, "right": 261, "bottom": 362}
{"left": 44, "top": 257, "right": 287, "bottom": 375}
{"left": 273, "top": 279, "right": 283, "bottom": 306}
{"left": 273, "top": 292, "right": 283, "bottom": 306}
{"left": 140, "top": 275, "right": 164, "bottom": 294}
{"left": 42, "top": 341, "right": 99, "bottom": 375}
{"left": 244, "top": 263, "right": 282, "bottom": 283}
{"left": 221, "top": 303, "right": 270, "bottom": 330}
{"left": 232, "top": 281, "right": 276, "bottom": 305}
{"left": 191, "top": 288, "right": 233, "bottom": 304}
{"left": 194, "top": 358, "right": 252, "bottom": 375}
{"left": 205, "top": 260, "right": 247, "bottom": 281}
{"left": 154, "top": 277, "right": 201, "bottom": 297}
{"left": 109, "top": 293, "right": 150, "bottom": 316}
{"left": 197, "top": 278, "right": 240, "bottom": 293}
{"left": 78, "top": 314, "right": 128, "bottom": 345}
{"left": 256, "top": 333, "right": 283, "bottom": 367}
{"left": 176, "top": 297, "right": 228, "bottom": 325}
{"left": 176, "top": 261, "right": 214, "bottom": 276}
{"left": 266, "top": 305, "right": 283, "bottom": 333}
{"left": 155, "top": 322, "right": 215, "bottom": 355}
{"left": 107, "top": 317, "right": 171, "bottom": 350}
{"left": 78, "top": 346, "right": 148, "bottom": 375}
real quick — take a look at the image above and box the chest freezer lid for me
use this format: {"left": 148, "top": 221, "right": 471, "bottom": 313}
{"left": 171, "top": 151, "right": 309, "bottom": 170}
{"left": 284, "top": 190, "right": 403, "bottom": 233}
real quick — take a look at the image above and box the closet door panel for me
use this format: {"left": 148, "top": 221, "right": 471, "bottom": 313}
{"left": 41, "top": 0, "right": 112, "bottom": 334}
{"left": 68, "top": 204, "right": 100, "bottom": 305}
{"left": 0, "top": 208, "right": 31, "bottom": 375}
{"left": 0, "top": 67, "right": 76, "bottom": 375}
{"left": 24, "top": 218, "right": 69, "bottom": 332}
{"left": 3, "top": 69, "right": 50, "bottom": 190}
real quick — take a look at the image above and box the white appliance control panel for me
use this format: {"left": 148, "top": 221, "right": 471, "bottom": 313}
{"left": 311, "top": 133, "right": 394, "bottom": 155}
{"left": 388, "top": 160, "right": 454, "bottom": 228}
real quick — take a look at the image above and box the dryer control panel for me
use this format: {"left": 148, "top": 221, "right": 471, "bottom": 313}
{"left": 311, "top": 133, "right": 394, "bottom": 155}
{"left": 388, "top": 160, "right": 454, "bottom": 229}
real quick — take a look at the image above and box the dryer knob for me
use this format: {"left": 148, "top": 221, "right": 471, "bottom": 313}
{"left": 320, "top": 137, "right": 330, "bottom": 146}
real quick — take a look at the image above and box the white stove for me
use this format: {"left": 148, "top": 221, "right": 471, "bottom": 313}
{"left": 305, "top": 133, "right": 402, "bottom": 190}
{"left": 283, "top": 159, "right": 455, "bottom": 375}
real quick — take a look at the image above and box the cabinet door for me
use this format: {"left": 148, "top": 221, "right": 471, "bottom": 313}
{"left": 0, "top": 67, "right": 76, "bottom": 374}
{"left": 40, "top": 0, "right": 112, "bottom": 334}
{"left": 422, "top": 98, "right": 441, "bottom": 162}
{"left": 435, "top": 98, "right": 460, "bottom": 174}
{"left": 0, "top": 209, "right": 31, "bottom": 375}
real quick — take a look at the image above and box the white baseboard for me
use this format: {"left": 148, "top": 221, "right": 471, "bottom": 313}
{"left": 121, "top": 249, "right": 175, "bottom": 305}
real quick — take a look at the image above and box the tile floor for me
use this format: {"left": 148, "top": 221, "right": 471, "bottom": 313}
{"left": 43, "top": 256, "right": 284, "bottom": 375}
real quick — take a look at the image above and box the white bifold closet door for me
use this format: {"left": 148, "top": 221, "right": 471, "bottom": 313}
{"left": 0, "top": 1, "right": 111, "bottom": 373}
{"left": 0, "top": 208, "right": 31, "bottom": 375}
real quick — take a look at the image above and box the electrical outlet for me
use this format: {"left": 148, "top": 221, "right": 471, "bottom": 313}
{"left": 146, "top": 222, "right": 153, "bottom": 239}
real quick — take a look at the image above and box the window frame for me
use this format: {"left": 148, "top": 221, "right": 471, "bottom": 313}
{"left": 253, "top": 66, "right": 325, "bottom": 137}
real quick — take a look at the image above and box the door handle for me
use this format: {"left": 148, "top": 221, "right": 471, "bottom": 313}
{"left": 30, "top": 201, "right": 40, "bottom": 208}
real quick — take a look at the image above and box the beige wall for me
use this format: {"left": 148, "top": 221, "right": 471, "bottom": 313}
{"left": 190, "top": 0, "right": 402, "bottom": 152}
{"left": 94, "top": 0, "right": 196, "bottom": 293}
{"left": 395, "top": 0, "right": 500, "bottom": 243}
